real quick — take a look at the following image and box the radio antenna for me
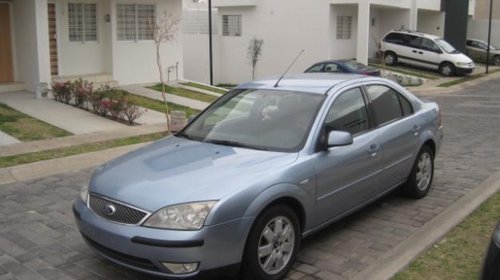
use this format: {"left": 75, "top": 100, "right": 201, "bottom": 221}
{"left": 274, "top": 49, "right": 305, "bottom": 88}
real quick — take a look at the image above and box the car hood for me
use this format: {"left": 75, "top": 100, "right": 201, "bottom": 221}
{"left": 89, "top": 136, "right": 299, "bottom": 212}
{"left": 452, "top": 52, "right": 474, "bottom": 63}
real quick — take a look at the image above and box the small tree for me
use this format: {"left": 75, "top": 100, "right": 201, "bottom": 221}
{"left": 247, "top": 38, "right": 264, "bottom": 80}
{"left": 152, "top": 11, "right": 180, "bottom": 133}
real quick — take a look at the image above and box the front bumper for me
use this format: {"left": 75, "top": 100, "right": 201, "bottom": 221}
{"left": 455, "top": 65, "right": 474, "bottom": 75}
{"left": 73, "top": 198, "right": 251, "bottom": 279}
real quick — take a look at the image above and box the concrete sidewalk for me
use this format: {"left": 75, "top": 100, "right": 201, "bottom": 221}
{"left": 0, "top": 91, "right": 127, "bottom": 134}
{"left": 0, "top": 130, "right": 20, "bottom": 146}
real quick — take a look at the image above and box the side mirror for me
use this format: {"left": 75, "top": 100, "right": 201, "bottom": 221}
{"left": 327, "top": 131, "right": 353, "bottom": 147}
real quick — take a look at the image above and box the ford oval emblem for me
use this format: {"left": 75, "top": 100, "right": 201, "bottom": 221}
{"left": 104, "top": 204, "right": 116, "bottom": 216}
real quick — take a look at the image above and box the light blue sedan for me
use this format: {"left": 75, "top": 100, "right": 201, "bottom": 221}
{"left": 73, "top": 73, "right": 443, "bottom": 280}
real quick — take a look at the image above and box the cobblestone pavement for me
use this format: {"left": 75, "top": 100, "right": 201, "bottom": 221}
{"left": 1, "top": 78, "right": 500, "bottom": 280}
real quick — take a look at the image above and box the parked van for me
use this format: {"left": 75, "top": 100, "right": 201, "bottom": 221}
{"left": 381, "top": 30, "right": 474, "bottom": 76}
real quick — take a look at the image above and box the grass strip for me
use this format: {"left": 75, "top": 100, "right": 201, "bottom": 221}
{"left": 369, "top": 64, "right": 440, "bottom": 80}
{"left": 0, "top": 103, "right": 71, "bottom": 141}
{"left": 122, "top": 92, "right": 201, "bottom": 117}
{"left": 180, "top": 82, "right": 228, "bottom": 94}
{"left": 149, "top": 84, "right": 218, "bottom": 103}
{"left": 437, "top": 69, "right": 500, "bottom": 87}
{"left": 392, "top": 192, "right": 500, "bottom": 280}
{"left": 216, "top": 83, "right": 238, "bottom": 89}
{"left": 0, "top": 132, "right": 167, "bottom": 168}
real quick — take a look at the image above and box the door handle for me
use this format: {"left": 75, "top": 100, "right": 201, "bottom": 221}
{"left": 412, "top": 125, "right": 421, "bottom": 136}
{"left": 368, "top": 144, "right": 380, "bottom": 157}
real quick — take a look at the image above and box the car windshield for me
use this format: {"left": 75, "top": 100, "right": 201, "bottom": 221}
{"left": 177, "top": 89, "right": 325, "bottom": 152}
{"left": 343, "top": 60, "right": 368, "bottom": 71}
{"left": 435, "top": 39, "right": 460, "bottom": 54}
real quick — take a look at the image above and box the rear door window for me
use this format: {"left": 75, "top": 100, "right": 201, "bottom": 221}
{"left": 366, "top": 85, "right": 411, "bottom": 126}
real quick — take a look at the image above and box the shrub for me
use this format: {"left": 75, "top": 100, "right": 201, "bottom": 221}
{"left": 51, "top": 81, "right": 72, "bottom": 104}
{"left": 89, "top": 84, "right": 110, "bottom": 116}
{"left": 123, "top": 102, "right": 145, "bottom": 124}
{"left": 72, "top": 79, "right": 93, "bottom": 108}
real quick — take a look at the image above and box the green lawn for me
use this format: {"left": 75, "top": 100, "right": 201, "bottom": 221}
{"left": 0, "top": 132, "right": 167, "bottom": 168}
{"left": 0, "top": 103, "right": 71, "bottom": 141}
{"left": 180, "top": 82, "right": 228, "bottom": 94}
{"left": 121, "top": 92, "right": 200, "bottom": 118}
{"left": 392, "top": 191, "right": 500, "bottom": 280}
{"left": 149, "top": 84, "right": 218, "bottom": 103}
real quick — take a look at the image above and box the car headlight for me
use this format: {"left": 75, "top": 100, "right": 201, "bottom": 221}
{"left": 143, "top": 201, "right": 217, "bottom": 230}
{"left": 80, "top": 185, "right": 89, "bottom": 204}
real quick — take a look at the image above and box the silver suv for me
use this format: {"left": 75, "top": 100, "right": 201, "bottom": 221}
{"left": 381, "top": 30, "right": 474, "bottom": 76}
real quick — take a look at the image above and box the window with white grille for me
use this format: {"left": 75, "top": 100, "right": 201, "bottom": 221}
{"left": 68, "top": 3, "right": 97, "bottom": 42}
{"left": 117, "top": 4, "right": 155, "bottom": 41}
{"left": 222, "top": 15, "right": 241, "bottom": 37}
{"left": 336, "top": 15, "right": 352, "bottom": 40}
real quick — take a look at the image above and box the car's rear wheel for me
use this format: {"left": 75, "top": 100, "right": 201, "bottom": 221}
{"left": 403, "top": 145, "right": 434, "bottom": 199}
{"left": 241, "top": 205, "right": 300, "bottom": 280}
{"left": 492, "top": 55, "right": 500, "bottom": 66}
{"left": 384, "top": 52, "right": 397, "bottom": 66}
{"left": 439, "top": 62, "right": 455, "bottom": 76}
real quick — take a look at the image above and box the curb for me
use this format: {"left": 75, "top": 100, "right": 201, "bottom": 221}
{"left": 0, "top": 142, "right": 148, "bottom": 185}
{"left": 352, "top": 169, "right": 500, "bottom": 280}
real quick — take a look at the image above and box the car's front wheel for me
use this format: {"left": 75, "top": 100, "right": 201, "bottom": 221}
{"left": 439, "top": 62, "right": 455, "bottom": 76}
{"left": 403, "top": 145, "right": 434, "bottom": 199}
{"left": 241, "top": 205, "right": 300, "bottom": 280}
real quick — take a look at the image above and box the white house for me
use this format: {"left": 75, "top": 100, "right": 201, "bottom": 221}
{"left": 0, "top": 0, "right": 183, "bottom": 93}
{"left": 183, "top": 0, "right": 475, "bottom": 85}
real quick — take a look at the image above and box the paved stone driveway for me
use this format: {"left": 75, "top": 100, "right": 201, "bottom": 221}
{"left": 1, "top": 78, "right": 500, "bottom": 280}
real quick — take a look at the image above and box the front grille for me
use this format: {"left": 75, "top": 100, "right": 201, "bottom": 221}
{"left": 89, "top": 194, "right": 149, "bottom": 225}
{"left": 82, "top": 234, "right": 160, "bottom": 272}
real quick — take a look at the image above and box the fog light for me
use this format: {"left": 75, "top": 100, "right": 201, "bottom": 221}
{"left": 162, "top": 262, "right": 199, "bottom": 274}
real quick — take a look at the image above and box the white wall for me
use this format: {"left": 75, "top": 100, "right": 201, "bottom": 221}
{"left": 330, "top": 5, "right": 358, "bottom": 60}
{"left": 111, "top": 0, "right": 184, "bottom": 85}
{"left": 56, "top": 0, "right": 112, "bottom": 76}
{"left": 12, "top": 0, "right": 50, "bottom": 92}
{"left": 468, "top": 19, "right": 500, "bottom": 47}
{"left": 418, "top": 10, "right": 444, "bottom": 36}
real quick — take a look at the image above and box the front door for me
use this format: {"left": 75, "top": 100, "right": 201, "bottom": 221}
{"left": 0, "top": 2, "right": 14, "bottom": 82}
{"left": 48, "top": 3, "right": 59, "bottom": 76}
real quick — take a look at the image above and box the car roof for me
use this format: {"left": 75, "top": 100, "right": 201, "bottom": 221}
{"left": 236, "top": 73, "right": 366, "bottom": 94}
{"left": 312, "top": 59, "right": 353, "bottom": 65}
{"left": 389, "top": 30, "right": 440, "bottom": 40}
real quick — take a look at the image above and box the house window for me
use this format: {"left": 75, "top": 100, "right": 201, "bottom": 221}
{"left": 222, "top": 15, "right": 241, "bottom": 36}
{"left": 68, "top": 3, "right": 98, "bottom": 42}
{"left": 336, "top": 15, "right": 352, "bottom": 40}
{"left": 117, "top": 4, "right": 156, "bottom": 41}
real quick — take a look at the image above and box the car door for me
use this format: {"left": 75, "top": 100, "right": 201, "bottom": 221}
{"left": 364, "top": 84, "right": 420, "bottom": 190}
{"left": 313, "top": 87, "right": 384, "bottom": 225}
{"left": 407, "top": 37, "right": 441, "bottom": 70}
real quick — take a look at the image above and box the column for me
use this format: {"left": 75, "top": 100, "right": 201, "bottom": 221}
{"left": 356, "top": 1, "right": 370, "bottom": 65}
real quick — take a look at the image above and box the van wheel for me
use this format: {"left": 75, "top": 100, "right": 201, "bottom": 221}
{"left": 241, "top": 205, "right": 300, "bottom": 280}
{"left": 439, "top": 62, "right": 455, "bottom": 76}
{"left": 403, "top": 146, "right": 434, "bottom": 199}
{"left": 493, "top": 56, "right": 500, "bottom": 66}
{"left": 384, "top": 52, "right": 397, "bottom": 66}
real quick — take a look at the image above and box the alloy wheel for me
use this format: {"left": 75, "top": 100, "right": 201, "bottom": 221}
{"left": 257, "top": 216, "right": 295, "bottom": 275}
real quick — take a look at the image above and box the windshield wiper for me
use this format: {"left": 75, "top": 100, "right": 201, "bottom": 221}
{"left": 205, "top": 139, "right": 265, "bottom": 150}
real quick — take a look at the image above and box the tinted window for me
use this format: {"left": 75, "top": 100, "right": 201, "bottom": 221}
{"left": 324, "top": 63, "right": 340, "bottom": 73}
{"left": 366, "top": 85, "right": 405, "bottom": 126}
{"left": 399, "top": 94, "right": 414, "bottom": 116}
{"left": 305, "top": 64, "right": 324, "bottom": 73}
{"left": 384, "top": 32, "right": 405, "bottom": 45}
{"left": 325, "top": 88, "right": 369, "bottom": 135}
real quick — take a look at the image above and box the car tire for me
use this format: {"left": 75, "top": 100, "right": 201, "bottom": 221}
{"left": 241, "top": 204, "right": 300, "bottom": 280}
{"left": 439, "top": 62, "right": 455, "bottom": 76}
{"left": 493, "top": 55, "right": 500, "bottom": 66}
{"left": 403, "top": 145, "right": 434, "bottom": 199}
{"left": 384, "top": 52, "right": 397, "bottom": 66}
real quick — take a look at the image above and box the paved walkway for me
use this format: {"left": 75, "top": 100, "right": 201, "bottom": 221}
{"left": 0, "top": 76, "right": 500, "bottom": 280}
{"left": 0, "top": 131, "right": 20, "bottom": 146}
{"left": 120, "top": 84, "right": 210, "bottom": 111}
{"left": 0, "top": 91, "right": 127, "bottom": 134}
